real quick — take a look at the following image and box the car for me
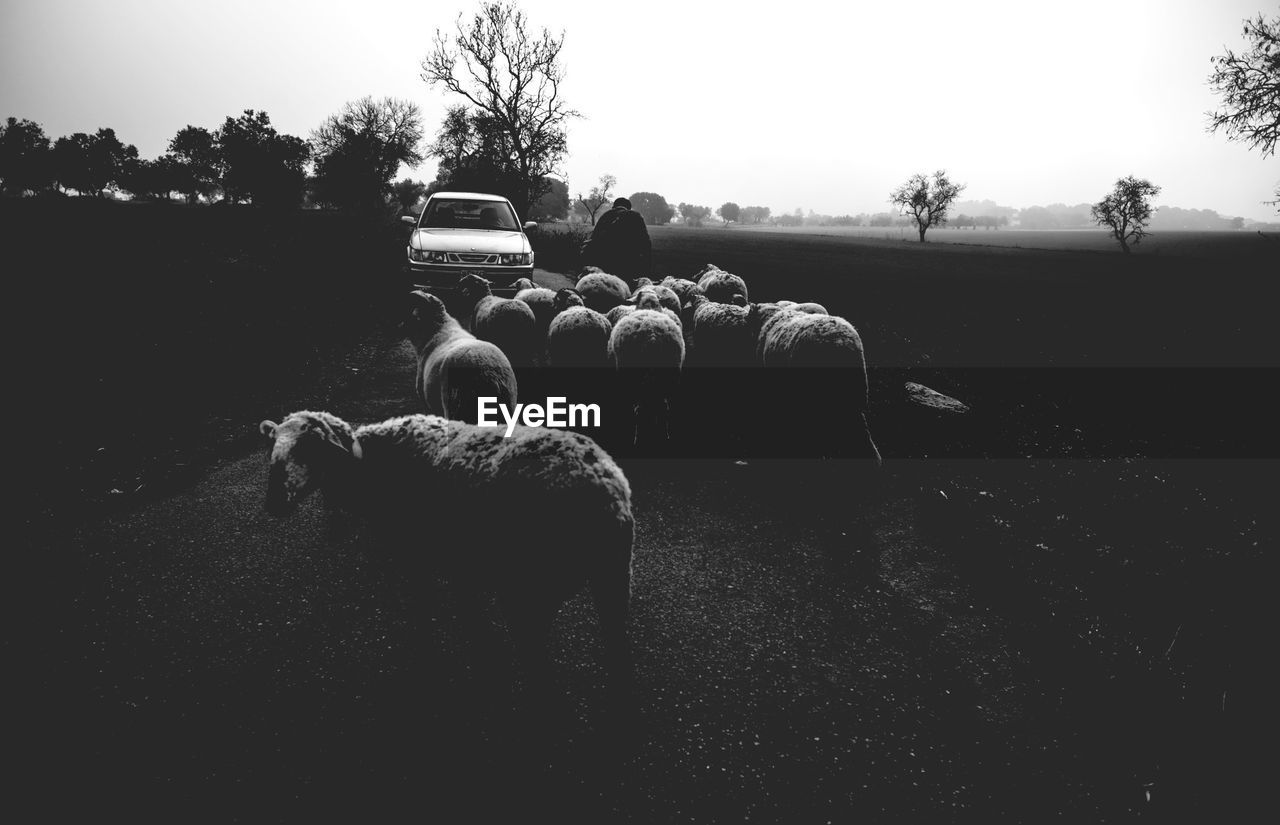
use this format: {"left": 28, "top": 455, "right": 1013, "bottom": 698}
{"left": 402, "top": 191, "right": 537, "bottom": 292}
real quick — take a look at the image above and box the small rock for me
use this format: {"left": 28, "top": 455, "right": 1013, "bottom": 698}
{"left": 905, "top": 382, "right": 969, "bottom": 413}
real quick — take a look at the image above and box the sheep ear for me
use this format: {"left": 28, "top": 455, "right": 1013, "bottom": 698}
{"left": 259, "top": 420, "right": 278, "bottom": 440}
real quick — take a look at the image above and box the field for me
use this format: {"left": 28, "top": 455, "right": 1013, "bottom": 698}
{"left": 726, "top": 221, "right": 1276, "bottom": 258}
{"left": 10, "top": 200, "right": 1275, "bottom": 821}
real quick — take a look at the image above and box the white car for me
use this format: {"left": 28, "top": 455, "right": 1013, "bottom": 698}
{"left": 402, "top": 191, "right": 536, "bottom": 290}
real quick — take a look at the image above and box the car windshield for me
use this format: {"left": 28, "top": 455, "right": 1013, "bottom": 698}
{"left": 422, "top": 199, "right": 520, "bottom": 230}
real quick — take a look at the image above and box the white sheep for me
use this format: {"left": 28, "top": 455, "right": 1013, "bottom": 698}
{"left": 513, "top": 284, "right": 560, "bottom": 339}
{"left": 456, "top": 273, "right": 539, "bottom": 368}
{"left": 547, "top": 304, "right": 613, "bottom": 368}
{"left": 686, "top": 292, "right": 756, "bottom": 367}
{"left": 659, "top": 276, "right": 704, "bottom": 310}
{"left": 574, "top": 269, "right": 632, "bottom": 315}
{"left": 694, "top": 264, "right": 749, "bottom": 305}
{"left": 406, "top": 290, "right": 518, "bottom": 424}
{"left": 605, "top": 286, "right": 682, "bottom": 329}
{"left": 630, "top": 278, "right": 682, "bottom": 315}
{"left": 755, "top": 309, "right": 880, "bottom": 462}
{"left": 608, "top": 308, "right": 686, "bottom": 449}
{"left": 257, "top": 410, "right": 635, "bottom": 695}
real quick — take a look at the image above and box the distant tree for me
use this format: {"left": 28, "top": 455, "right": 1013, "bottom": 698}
{"left": 215, "top": 110, "right": 310, "bottom": 207}
{"left": 0, "top": 117, "right": 52, "bottom": 195}
{"left": 1091, "top": 175, "right": 1161, "bottom": 254}
{"left": 119, "top": 155, "right": 182, "bottom": 200}
{"left": 311, "top": 96, "right": 424, "bottom": 211}
{"left": 392, "top": 177, "right": 429, "bottom": 212}
{"left": 717, "top": 201, "right": 741, "bottom": 224}
{"left": 51, "top": 128, "right": 137, "bottom": 197}
{"left": 868, "top": 213, "right": 894, "bottom": 227}
{"left": 576, "top": 173, "right": 615, "bottom": 225}
{"left": 678, "top": 202, "right": 711, "bottom": 227}
{"left": 1208, "top": 12, "right": 1280, "bottom": 157}
{"left": 889, "top": 170, "right": 966, "bottom": 241}
{"left": 955, "top": 213, "right": 973, "bottom": 229}
{"left": 167, "top": 126, "right": 220, "bottom": 203}
{"left": 629, "top": 191, "right": 675, "bottom": 225}
{"left": 421, "top": 1, "right": 579, "bottom": 217}
{"left": 529, "top": 176, "right": 570, "bottom": 221}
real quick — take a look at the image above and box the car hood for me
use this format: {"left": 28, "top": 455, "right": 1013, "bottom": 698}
{"left": 409, "top": 228, "right": 531, "bottom": 254}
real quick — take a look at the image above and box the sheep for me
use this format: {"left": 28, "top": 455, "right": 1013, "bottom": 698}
{"left": 630, "top": 278, "right": 682, "bottom": 315}
{"left": 574, "top": 269, "right": 632, "bottom": 315}
{"left": 511, "top": 277, "right": 537, "bottom": 291}
{"left": 456, "top": 273, "right": 539, "bottom": 368}
{"left": 605, "top": 286, "right": 682, "bottom": 329}
{"left": 513, "top": 283, "right": 560, "bottom": 341}
{"left": 784, "top": 301, "right": 828, "bottom": 315}
{"left": 257, "top": 410, "right": 635, "bottom": 697}
{"left": 694, "top": 264, "right": 749, "bottom": 305}
{"left": 405, "top": 290, "right": 518, "bottom": 425}
{"left": 608, "top": 308, "right": 686, "bottom": 450}
{"left": 553, "top": 287, "right": 586, "bottom": 312}
{"left": 754, "top": 309, "right": 880, "bottom": 463}
{"left": 686, "top": 292, "right": 756, "bottom": 367}
{"left": 658, "top": 276, "right": 704, "bottom": 311}
{"left": 547, "top": 305, "right": 613, "bottom": 368}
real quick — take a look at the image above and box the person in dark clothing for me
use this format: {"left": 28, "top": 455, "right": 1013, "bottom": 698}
{"left": 581, "top": 197, "right": 652, "bottom": 279}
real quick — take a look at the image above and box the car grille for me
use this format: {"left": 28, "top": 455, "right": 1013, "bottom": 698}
{"left": 452, "top": 253, "right": 498, "bottom": 264}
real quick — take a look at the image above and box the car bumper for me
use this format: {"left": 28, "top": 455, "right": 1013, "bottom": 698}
{"left": 405, "top": 261, "right": 534, "bottom": 290}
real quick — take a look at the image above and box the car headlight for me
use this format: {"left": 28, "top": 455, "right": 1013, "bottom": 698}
{"left": 410, "top": 249, "right": 449, "bottom": 263}
{"left": 499, "top": 253, "right": 532, "bottom": 265}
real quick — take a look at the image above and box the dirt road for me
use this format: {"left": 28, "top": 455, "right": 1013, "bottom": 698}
{"left": 13, "top": 266, "right": 1241, "bottom": 822}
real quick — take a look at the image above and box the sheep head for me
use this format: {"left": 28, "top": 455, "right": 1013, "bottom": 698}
{"left": 259, "top": 411, "right": 358, "bottom": 515}
{"left": 456, "top": 273, "right": 493, "bottom": 301}
{"left": 405, "top": 290, "right": 452, "bottom": 348}
{"left": 554, "top": 287, "right": 586, "bottom": 312}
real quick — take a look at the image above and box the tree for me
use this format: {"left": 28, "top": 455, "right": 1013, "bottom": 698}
{"left": 391, "top": 177, "right": 428, "bottom": 212}
{"left": 215, "top": 110, "right": 310, "bottom": 207}
{"left": 629, "top": 191, "right": 675, "bottom": 225}
{"left": 576, "top": 173, "right": 615, "bottom": 225}
{"left": 0, "top": 117, "right": 52, "bottom": 195}
{"left": 529, "top": 176, "right": 569, "bottom": 220}
{"left": 426, "top": 104, "right": 522, "bottom": 197}
{"left": 678, "top": 203, "right": 711, "bottom": 227}
{"left": 1091, "top": 176, "right": 1161, "bottom": 254}
{"left": 50, "top": 128, "right": 137, "bottom": 197}
{"left": 311, "top": 96, "right": 424, "bottom": 211}
{"left": 889, "top": 170, "right": 966, "bottom": 242}
{"left": 421, "top": 1, "right": 579, "bottom": 217}
{"left": 717, "top": 201, "right": 740, "bottom": 224}
{"left": 1208, "top": 12, "right": 1280, "bottom": 157}
{"left": 119, "top": 155, "right": 182, "bottom": 200}
{"left": 167, "top": 126, "right": 220, "bottom": 203}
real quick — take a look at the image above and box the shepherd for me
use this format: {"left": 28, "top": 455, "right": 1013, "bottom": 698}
{"left": 581, "top": 197, "right": 652, "bottom": 279}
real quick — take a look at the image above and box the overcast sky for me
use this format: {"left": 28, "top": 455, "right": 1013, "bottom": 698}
{"left": 2, "top": 0, "right": 1275, "bottom": 219}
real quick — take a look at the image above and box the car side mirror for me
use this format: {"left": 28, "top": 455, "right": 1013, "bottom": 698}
{"left": 523, "top": 221, "right": 537, "bottom": 231}
{"left": 400, "top": 215, "right": 417, "bottom": 226}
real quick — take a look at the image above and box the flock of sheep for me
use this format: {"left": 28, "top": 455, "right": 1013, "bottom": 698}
{"left": 257, "top": 262, "right": 879, "bottom": 701}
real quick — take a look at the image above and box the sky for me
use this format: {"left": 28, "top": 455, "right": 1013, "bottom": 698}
{"left": 1, "top": 0, "right": 1276, "bottom": 220}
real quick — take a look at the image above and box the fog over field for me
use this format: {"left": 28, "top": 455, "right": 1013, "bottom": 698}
{"left": 1, "top": 0, "right": 1275, "bottom": 220}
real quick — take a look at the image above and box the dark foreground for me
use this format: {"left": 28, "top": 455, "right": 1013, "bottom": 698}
{"left": 9, "top": 202, "right": 1274, "bottom": 821}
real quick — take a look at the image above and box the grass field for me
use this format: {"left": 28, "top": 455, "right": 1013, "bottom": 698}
{"left": 720, "top": 222, "right": 1277, "bottom": 258}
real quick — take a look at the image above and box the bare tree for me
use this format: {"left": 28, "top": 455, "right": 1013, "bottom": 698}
{"left": 1208, "top": 12, "right": 1280, "bottom": 157}
{"left": 576, "top": 173, "right": 615, "bottom": 225}
{"left": 889, "top": 170, "right": 966, "bottom": 241}
{"left": 421, "top": 1, "right": 579, "bottom": 217}
{"left": 1091, "top": 176, "right": 1161, "bottom": 254}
